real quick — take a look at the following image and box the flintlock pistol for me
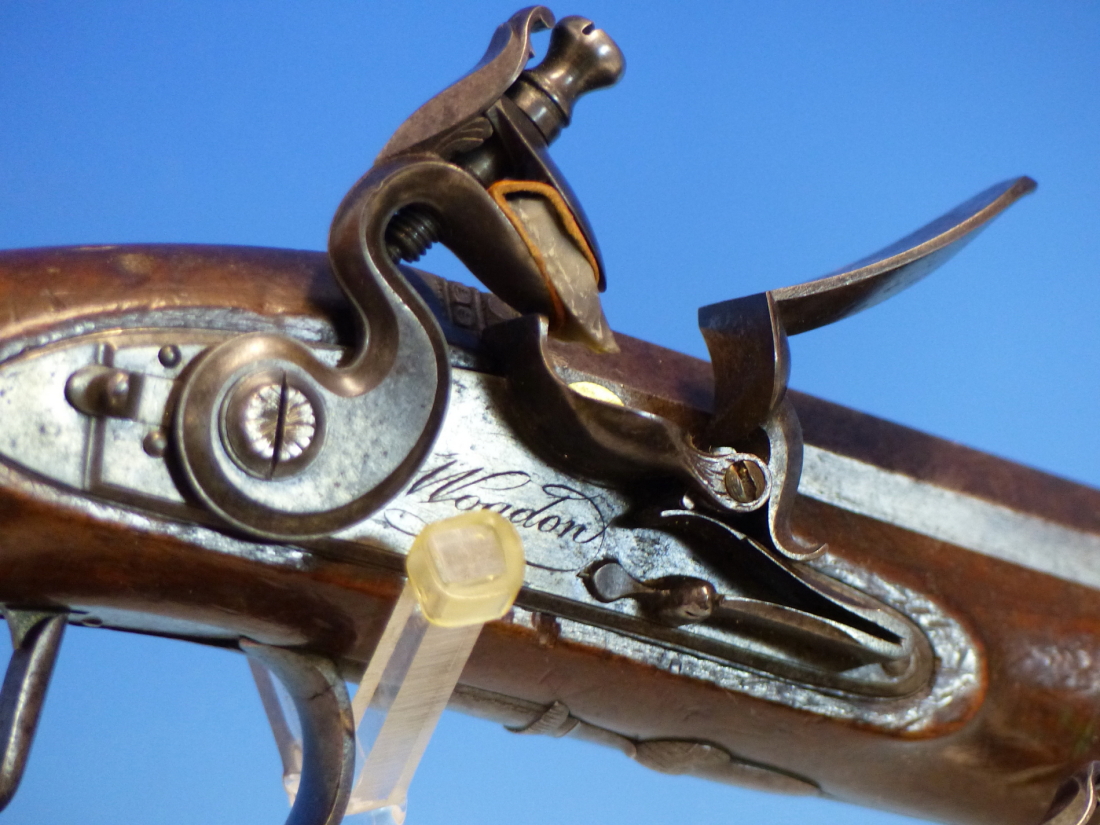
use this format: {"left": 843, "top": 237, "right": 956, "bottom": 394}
{"left": 1, "top": 8, "right": 1097, "bottom": 825}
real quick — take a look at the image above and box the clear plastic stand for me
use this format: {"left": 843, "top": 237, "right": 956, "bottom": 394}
{"left": 251, "top": 512, "right": 525, "bottom": 824}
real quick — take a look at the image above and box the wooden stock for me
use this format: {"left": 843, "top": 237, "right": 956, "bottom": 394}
{"left": 0, "top": 245, "right": 1098, "bottom": 825}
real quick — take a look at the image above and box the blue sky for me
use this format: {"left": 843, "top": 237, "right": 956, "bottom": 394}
{"left": 1, "top": 3, "right": 1097, "bottom": 824}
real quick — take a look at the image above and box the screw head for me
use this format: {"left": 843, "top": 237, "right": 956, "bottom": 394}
{"left": 222, "top": 372, "right": 323, "bottom": 479}
{"left": 723, "top": 458, "right": 767, "bottom": 504}
{"left": 240, "top": 383, "right": 316, "bottom": 462}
